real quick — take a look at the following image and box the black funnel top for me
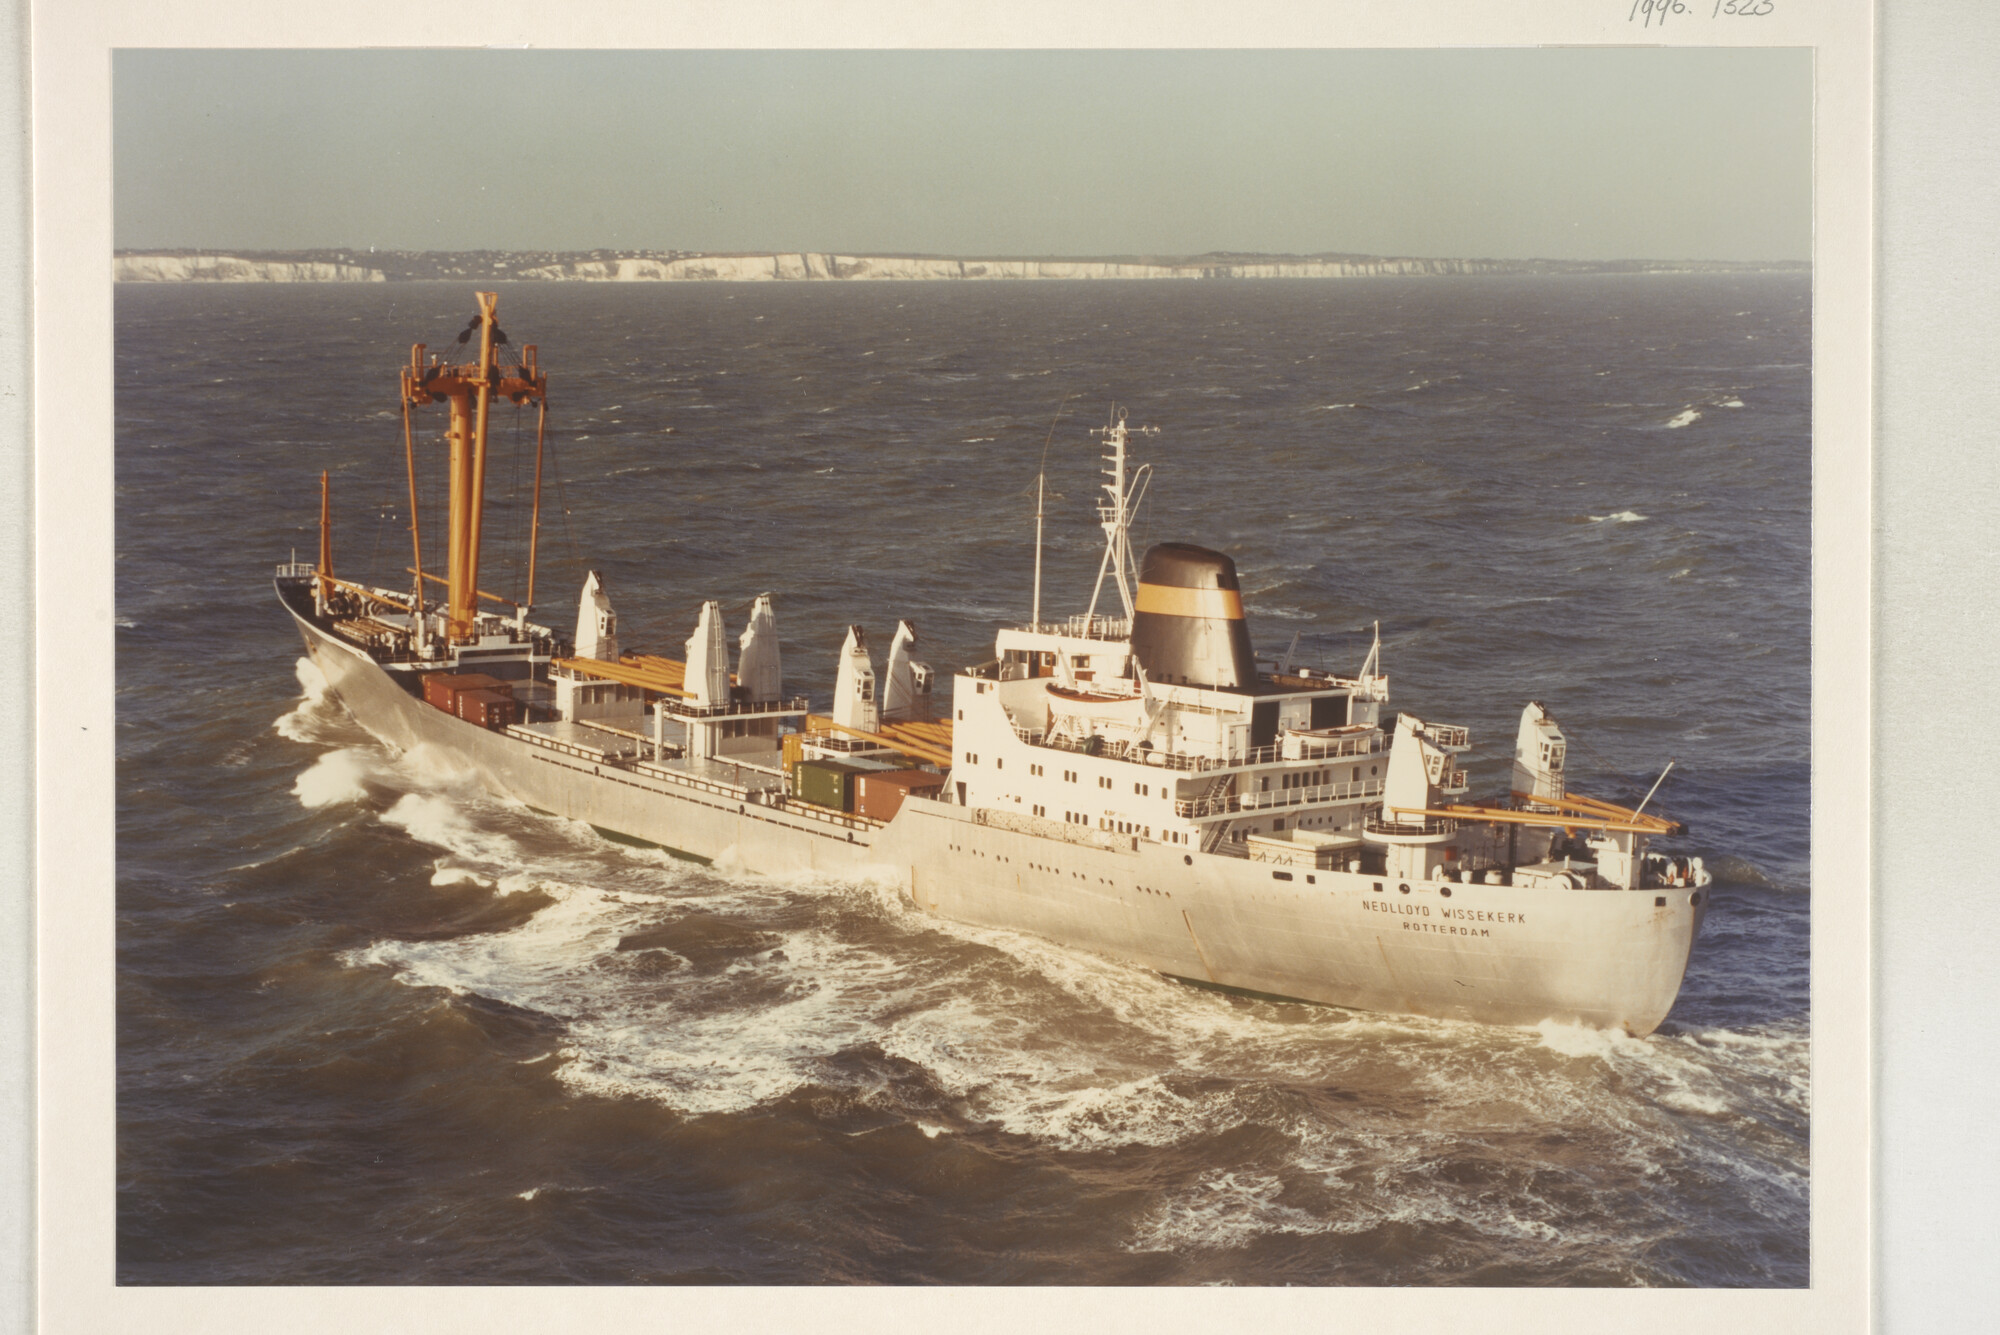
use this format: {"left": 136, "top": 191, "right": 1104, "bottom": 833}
{"left": 1129, "top": 543, "right": 1258, "bottom": 690}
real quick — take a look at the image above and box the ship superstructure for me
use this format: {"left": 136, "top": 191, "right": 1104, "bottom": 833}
{"left": 279, "top": 294, "right": 1711, "bottom": 1036}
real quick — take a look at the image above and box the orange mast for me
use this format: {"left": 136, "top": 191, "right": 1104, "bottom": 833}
{"left": 526, "top": 398, "right": 547, "bottom": 610}
{"left": 317, "top": 469, "right": 333, "bottom": 607}
{"left": 401, "top": 396, "right": 424, "bottom": 625}
{"left": 401, "top": 294, "right": 548, "bottom": 642}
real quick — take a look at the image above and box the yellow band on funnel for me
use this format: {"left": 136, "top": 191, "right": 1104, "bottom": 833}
{"left": 1133, "top": 583, "right": 1245, "bottom": 620}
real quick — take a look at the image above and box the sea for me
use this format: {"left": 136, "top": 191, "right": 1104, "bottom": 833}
{"left": 116, "top": 273, "right": 1811, "bottom": 1287}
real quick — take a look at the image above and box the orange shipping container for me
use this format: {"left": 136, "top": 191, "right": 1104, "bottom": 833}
{"left": 854, "top": 769, "right": 945, "bottom": 823}
{"left": 423, "top": 671, "right": 511, "bottom": 712}
{"left": 454, "top": 687, "right": 517, "bottom": 730}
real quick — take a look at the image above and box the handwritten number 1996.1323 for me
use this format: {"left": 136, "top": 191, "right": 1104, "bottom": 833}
{"left": 1629, "top": 0, "right": 1773, "bottom": 25}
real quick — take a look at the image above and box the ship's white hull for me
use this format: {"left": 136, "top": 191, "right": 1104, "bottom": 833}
{"left": 293, "top": 606, "right": 1706, "bottom": 1035}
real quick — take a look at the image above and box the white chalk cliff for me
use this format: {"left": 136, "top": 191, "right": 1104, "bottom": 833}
{"left": 112, "top": 249, "right": 1572, "bottom": 284}
{"left": 510, "top": 253, "right": 1511, "bottom": 283}
{"left": 115, "top": 255, "right": 386, "bottom": 283}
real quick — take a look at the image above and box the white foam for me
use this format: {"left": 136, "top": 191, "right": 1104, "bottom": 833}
{"left": 1719, "top": 397, "right": 1745, "bottom": 408}
{"left": 398, "top": 739, "right": 479, "bottom": 787}
{"left": 273, "top": 656, "right": 346, "bottom": 743}
{"left": 291, "top": 748, "right": 373, "bottom": 808}
{"left": 1128, "top": 1171, "right": 1332, "bottom": 1253}
{"left": 1665, "top": 408, "right": 1702, "bottom": 428}
{"left": 1534, "top": 1017, "right": 1652, "bottom": 1061}
{"left": 379, "top": 792, "right": 521, "bottom": 867}
{"left": 1589, "top": 510, "right": 1648, "bottom": 524}
{"left": 430, "top": 864, "right": 492, "bottom": 889}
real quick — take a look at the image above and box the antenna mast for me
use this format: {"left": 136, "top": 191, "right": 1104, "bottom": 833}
{"left": 1032, "top": 472, "right": 1046, "bottom": 629}
{"left": 1031, "top": 393, "right": 1074, "bottom": 630}
{"left": 1084, "top": 409, "right": 1156, "bottom": 624}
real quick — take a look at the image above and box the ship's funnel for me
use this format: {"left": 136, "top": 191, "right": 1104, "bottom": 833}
{"left": 832, "top": 625, "right": 879, "bottom": 734}
{"left": 737, "top": 594, "right": 782, "bottom": 702}
{"left": 881, "top": 620, "right": 931, "bottom": 722}
{"left": 685, "top": 600, "right": 730, "bottom": 706}
{"left": 1129, "top": 543, "right": 1257, "bottom": 690}
{"left": 574, "top": 570, "right": 620, "bottom": 662}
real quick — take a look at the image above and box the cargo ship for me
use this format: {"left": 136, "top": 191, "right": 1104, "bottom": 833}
{"left": 279, "top": 293, "right": 1711, "bottom": 1035}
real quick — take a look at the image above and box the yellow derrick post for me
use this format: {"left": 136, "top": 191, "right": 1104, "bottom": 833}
{"left": 444, "top": 383, "right": 474, "bottom": 635}
{"left": 1398, "top": 800, "right": 1685, "bottom": 837}
{"left": 462, "top": 291, "right": 500, "bottom": 638}
{"left": 317, "top": 469, "right": 333, "bottom": 604}
{"left": 806, "top": 714, "right": 954, "bottom": 768}
{"left": 406, "top": 569, "right": 520, "bottom": 608}
{"left": 527, "top": 393, "right": 546, "bottom": 610}
{"left": 317, "top": 574, "right": 415, "bottom": 614}
{"left": 402, "top": 392, "right": 424, "bottom": 615}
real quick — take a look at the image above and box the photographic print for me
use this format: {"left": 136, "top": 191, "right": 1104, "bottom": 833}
{"left": 105, "top": 44, "right": 1820, "bottom": 1293}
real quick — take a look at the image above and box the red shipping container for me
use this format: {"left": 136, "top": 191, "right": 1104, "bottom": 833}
{"left": 454, "top": 687, "right": 517, "bottom": 730}
{"left": 854, "top": 769, "right": 945, "bottom": 823}
{"left": 422, "top": 671, "right": 511, "bottom": 713}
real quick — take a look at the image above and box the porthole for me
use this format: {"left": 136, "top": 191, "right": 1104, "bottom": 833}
{"left": 1372, "top": 882, "right": 1384, "bottom": 893}
{"left": 1272, "top": 871, "right": 1293, "bottom": 882}
{"left": 1398, "top": 883, "right": 1410, "bottom": 895}
{"left": 1655, "top": 896, "right": 1666, "bottom": 907}
{"left": 1439, "top": 886, "right": 1452, "bottom": 898}
{"left": 1690, "top": 892, "right": 1702, "bottom": 907}
{"left": 1184, "top": 854, "right": 1193, "bottom": 866}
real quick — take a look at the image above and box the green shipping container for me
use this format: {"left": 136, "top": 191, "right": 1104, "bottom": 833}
{"left": 790, "top": 758, "right": 865, "bottom": 812}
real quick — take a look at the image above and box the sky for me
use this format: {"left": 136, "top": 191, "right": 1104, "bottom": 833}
{"left": 113, "top": 48, "right": 1813, "bottom": 262}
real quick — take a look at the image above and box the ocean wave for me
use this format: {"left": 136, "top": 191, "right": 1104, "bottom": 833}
{"left": 1588, "top": 510, "right": 1648, "bottom": 524}
{"left": 1127, "top": 1170, "right": 1334, "bottom": 1253}
{"left": 1665, "top": 408, "right": 1701, "bottom": 428}
{"left": 291, "top": 748, "right": 374, "bottom": 809}
{"left": 325, "top": 793, "right": 1808, "bottom": 1269}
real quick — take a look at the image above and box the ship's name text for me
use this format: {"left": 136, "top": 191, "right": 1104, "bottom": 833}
{"left": 1360, "top": 900, "right": 1526, "bottom": 927}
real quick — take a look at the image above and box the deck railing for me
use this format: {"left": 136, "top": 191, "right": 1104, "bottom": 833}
{"left": 660, "top": 694, "right": 811, "bottom": 720}
{"left": 1176, "top": 778, "right": 1385, "bottom": 819}
{"left": 1014, "top": 728, "right": 1385, "bottom": 776}
{"left": 1012, "top": 615, "right": 1132, "bottom": 642}
{"left": 1363, "top": 814, "right": 1460, "bottom": 837}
